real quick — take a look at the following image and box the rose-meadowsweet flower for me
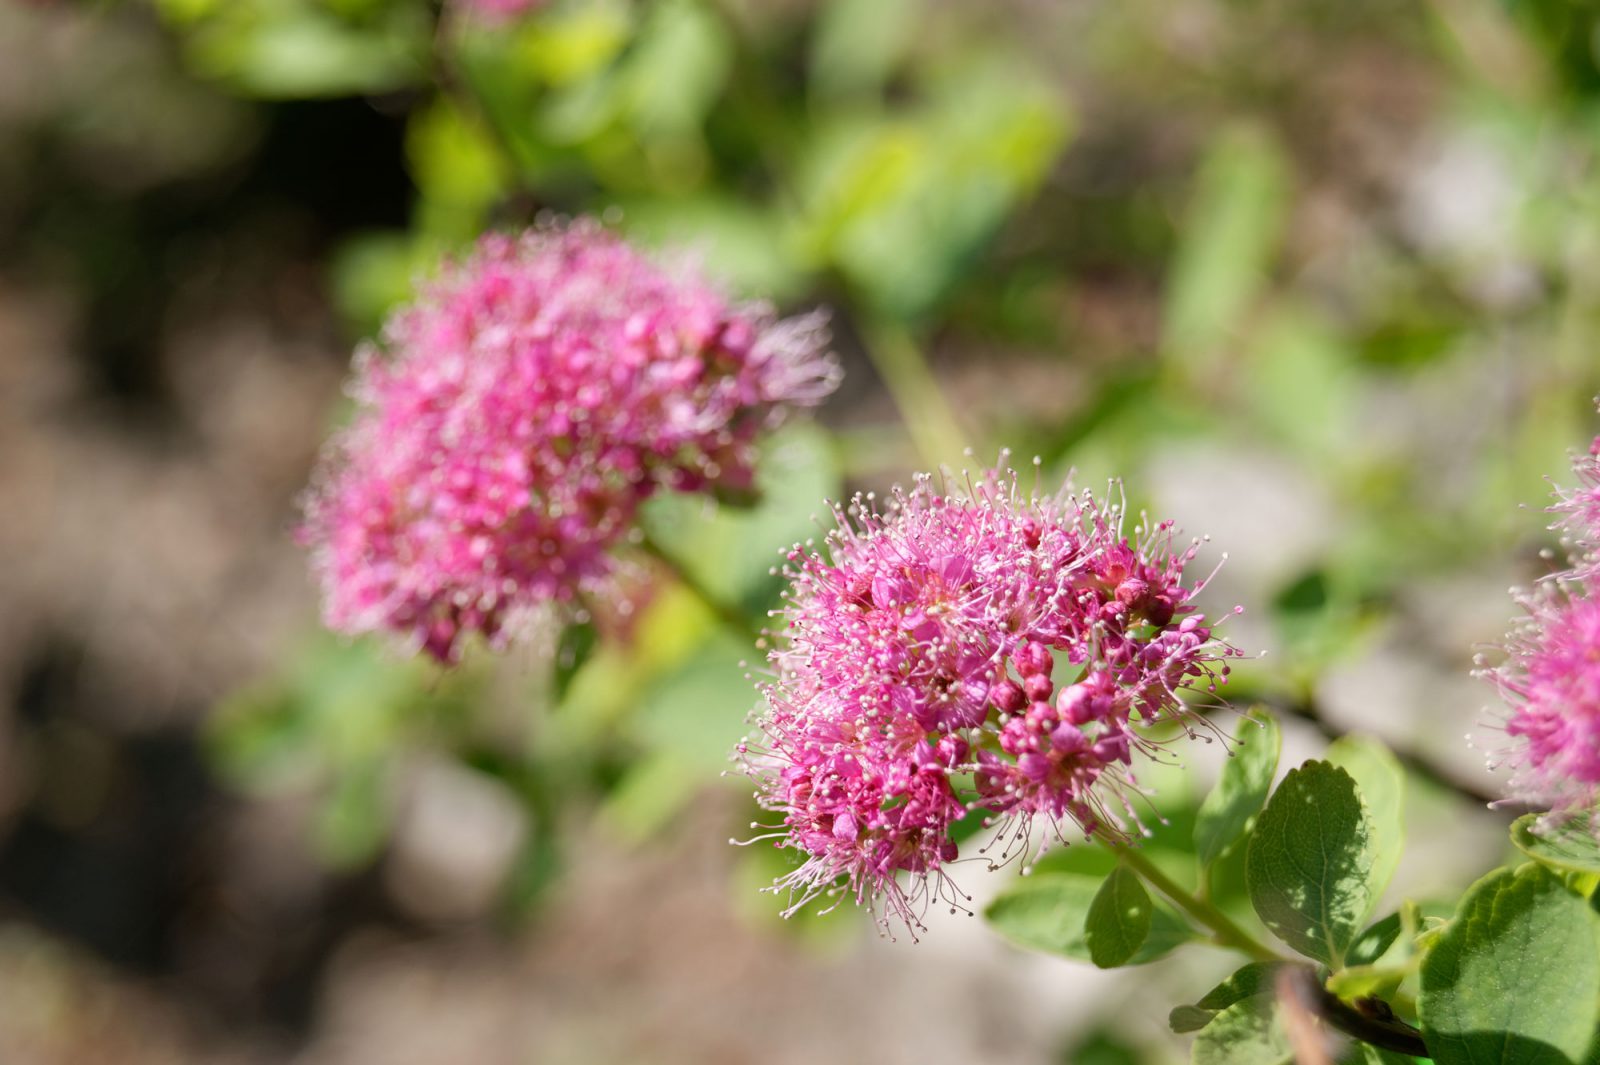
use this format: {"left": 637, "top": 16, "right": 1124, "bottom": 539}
{"left": 301, "top": 220, "right": 838, "bottom": 663}
{"left": 1551, "top": 433, "right": 1600, "bottom": 581}
{"left": 736, "top": 462, "right": 1241, "bottom": 934}
{"left": 1484, "top": 587, "right": 1600, "bottom": 818}
{"left": 1482, "top": 409, "right": 1600, "bottom": 821}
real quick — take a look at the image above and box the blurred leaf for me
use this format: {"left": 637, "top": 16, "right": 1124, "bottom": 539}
{"left": 986, "top": 872, "right": 1192, "bottom": 965}
{"left": 1195, "top": 707, "right": 1281, "bottom": 868}
{"left": 1162, "top": 125, "right": 1288, "bottom": 370}
{"left": 1086, "top": 864, "right": 1154, "bottom": 967}
{"left": 181, "top": 0, "right": 429, "bottom": 98}
{"left": 1243, "top": 305, "right": 1357, "bottom": 460}
{"left": 313, "top": 760, "right": 389, "bottom": 868}
{"left": 800, "top": 53, "right": 1070, "bottom": 317}
{"left": 620, "top": 197, "right": 807, "bottom": 301}
{"left": 1324, "top": 735, "right": 1404, "bottom": 904}
{"left": 1170, "top": 1005, "right": 1217, "bottom": 1034}
{"left": 553, "top": 620, "right": 599, "bottom": 703}
{"left": 407, "top": 100, "right": 512, "bottom": 240}
{"left": 599, "top": 751, "right": 701, "bottom": 842}
{"left": 1191, "top": 995, "right": 1292, "bottom": 1065}
{"left": 1510, "top": 813, "right": 1600, "bottom": 875}
{"left": 1246, "top": 761, "right": 1376, "bottom": 966}
{"left": 641, "top": 422, "right": 840, "bottom": 611}
{"left": 810, "top": 0, "right": 918, "bottom": 99}
{"left": 1419, "top": 864, "right": 1600, "bottom": 1065}
{"left": 517, "top": 2, "right": 633, "bottom": 86}
{"left": 1059, "top": 1030, "right": 1145, "bottom": 1065}
{"left": 985, "top": 874, "right": 1102, "bottom": 960}
{"left": 632, "top": 633, "right": 754, "bottom": 774}
{"left": 330, "top": 230, "right": 428, "bottom": 337}
{"left": 624, "top": 0, "right": 730, "bottom": 137}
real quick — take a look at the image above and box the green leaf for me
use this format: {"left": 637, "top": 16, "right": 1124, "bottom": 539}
{"left": 1511, "top": 812, "right": 1600, "bottom": 875}
{"left": 1195, "top": 707, "right": 1281, "bottom": 868}
{"left": 1326, "top": 962, "right": 1407, "bottom": 1001}
{"left": 1172, "top": 961, "right": 1285, "bottom": 1034}
{"left": 1170, "top": 1005, "right": 1218, "bottom": 1034}
{"left": 1326, "top": 735, "right": 1405, "bottom": 901}
{"left": 183, "top": 2, "right": 428, "bottom": 99}
{"left": 1162, "top": 124, "right": 1288, "bottom": 370}
{"left": 985, "top": 873, "right": 1100, "bottom": 959}
{"left": 1086, "top": 864, "right": 1154, "bottom": 968}
{"left": 1420, "top": 863, "right": 1600, "bottom": 1065}
{"left": 1360, "top": 1049, "right": 1423, "bottom": 1065}
{"left": 1348, "top": 911, "right": 1403, "bottom": 967}
{"left": 1192, "top": 995, "right": 1292, "bottom": 1065}
{"left": 810, "top": 0, "right": 919, "bottom": 99}
{"left": 1246, "top": 760, "right": 1376, "bottom": 966}
{"left": 986, "top": 873, "right": 1193, "bottom": 965}
{"left": 1197, "top": 961, "right": 1284, "bottom": 1010}
{"left": 553, "top": 620, "right": 599, "bottom": 702}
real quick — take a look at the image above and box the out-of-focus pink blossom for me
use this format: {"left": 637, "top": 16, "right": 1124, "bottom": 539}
{"left": 301, "top": 220, "right": 837, "bottom": 663}
{"left": 458, "top": 0, "right": 545, "bottom": 21}
{"left": 1552, "top": 433, "right": 1600, "bottom": 581}
{"left": 1486, "top": 589, "right": 1600, "bottom": 819}
{"left": 737, "top": 463, "right": 1241, "bottom": 934}
{"left": 1484, "top": 403, "right": 1600, "bottom": 822}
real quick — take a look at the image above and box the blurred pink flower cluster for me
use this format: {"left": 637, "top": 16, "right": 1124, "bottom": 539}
{"left": 739, "top": 465, "right": 1240, "bottom": 932}
{"left": 301, "top": 220, "right": 837, "bottom": 663}
{"left": 1486, "top": 414, "right": 1600, "bottom": 822}
{"left": 458, "top": 0, "right": 546, "bottom": 21}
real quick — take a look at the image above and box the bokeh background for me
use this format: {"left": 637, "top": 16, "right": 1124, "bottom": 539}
{"left": 3, "top": 0, "right": 1600, "bottom": 1061}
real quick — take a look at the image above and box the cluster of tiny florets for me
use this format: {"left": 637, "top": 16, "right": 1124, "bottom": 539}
{"left": 1482, "top": 410, "right": 1600, "bottom": 823}
{"left": 737, "top": 463, "right": 1241, "bottom": 933}
{"left": 300, "top": 219, "right": 838, "bottom": 663}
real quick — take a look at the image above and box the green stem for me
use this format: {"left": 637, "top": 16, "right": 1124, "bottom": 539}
{"left": 857, "top": 316, "right": 972, "bottom": 470}
{"left": 637, "top": 533, "right": 767, "bottom": 650}
{"left": 1103, "top": 839, "right": 1279, "bottom": 963}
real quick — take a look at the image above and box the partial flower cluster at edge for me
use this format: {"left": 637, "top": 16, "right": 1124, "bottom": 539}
{"left": 1481, "top": 403, "right": 1600, "bottom": 825}
{"left": 735, "top": 461, "right": 1243, "bottom": 935}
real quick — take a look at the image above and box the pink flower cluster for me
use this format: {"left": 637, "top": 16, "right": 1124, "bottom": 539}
{"left": 738, "top": 464, "right": 1241, "bottom": 932}
{"left": 1485, "top": 413, "right": 1600, "bottom": 821}
{"left": 301, "top": 220, "right": 837, "bottom": 663}
{"left": 457, "top": 0, "right": 545, "bottom": 21}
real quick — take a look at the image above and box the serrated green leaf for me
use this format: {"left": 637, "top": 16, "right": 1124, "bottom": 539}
{"left": 1087, "top": 864, "right": 1154, "bottom": 968}
{"left": 1246, "top": 760, "right": 1376, "bottom": 965}
{"left": 1420, "top": 863, "right": 1600, "bottom": 1065}
{"left": 1348, "top": 911, "right": 1403, "bottom": 967}
{"left": 1326, "top": 735, "right": 1405, "bottom": 900}
{"left": 1192, "top": 994, "right": 1292, "bottom": 1065}
{"left": 1195, "top": 707, "right": 1281, "bottom": 868}
{"left": 1511, "top": 812, "right": 1600, "bottom": 875}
